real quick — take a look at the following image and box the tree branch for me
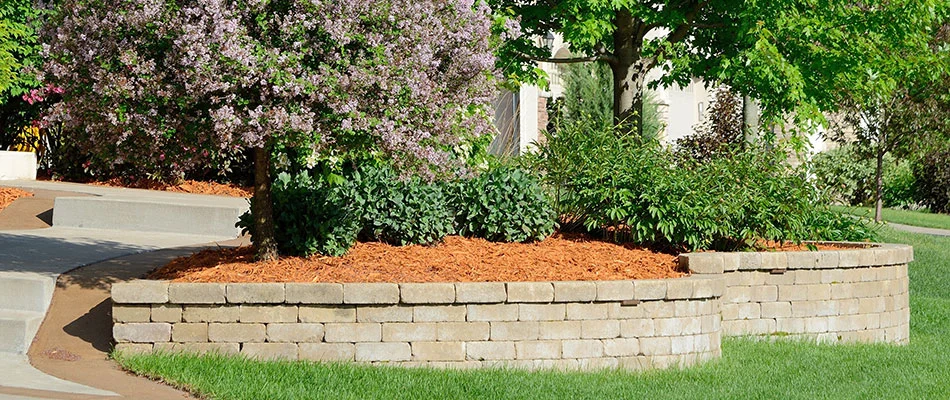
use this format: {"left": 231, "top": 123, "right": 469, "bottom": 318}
{"left": 523, "top": 53, "right": 618, "bottom": 65}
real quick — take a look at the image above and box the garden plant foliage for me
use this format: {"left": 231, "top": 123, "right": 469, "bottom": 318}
{"left": 913, "top": 143, "right": 950, "bottom": 214}
{"left": 811, "top": 145, "right": 918, "bottom": 209}
{"left": 527, "top": 119, "right": 874, "bottom": 251}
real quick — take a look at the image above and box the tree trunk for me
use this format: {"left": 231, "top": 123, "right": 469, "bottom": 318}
{"left": 874, "top": 149, "right": 885, "bottom": 223}
{"left": 611, "top": 10, "right": 646, "bottom": 136}
{"left": 742, "top": 94, "right": 760, "bottom": 147}
{"left": 252, "top": 145, "right": 279, "bottom": 261}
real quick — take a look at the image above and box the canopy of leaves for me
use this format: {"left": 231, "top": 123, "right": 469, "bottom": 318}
{"left": 0, "top": 0, "right": 42, "bottom": 97}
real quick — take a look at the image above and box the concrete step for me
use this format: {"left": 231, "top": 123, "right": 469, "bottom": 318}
{"left": 0, "top": 274, "right": 53, "bottom": 313}
{"left": 0, "top": 309, "right": 45, "bottom": 354}
{"left": 53, "top": 196, "right": 248, "bottom": 237}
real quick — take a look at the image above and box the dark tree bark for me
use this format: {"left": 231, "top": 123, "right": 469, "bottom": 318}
{"left": 252, "top": 145, "right": 278, "bottom": 261}
{"left": 611, "top": 10, "right": 646, "bottom": 133}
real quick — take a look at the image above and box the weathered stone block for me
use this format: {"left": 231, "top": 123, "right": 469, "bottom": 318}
{"left": 113, "top": 281, "right": 168, "bottom": 304}
{"left": 357, "top": 306, "right": 413, "bottom": 323}
{"left": 267, "top": 323, "right": 325, "bottom": 343}
{"left": 516, "top": 341, "right": 561, "bottom": 359}
{"left": 400, "top": 283, "right": 455, "bottom": 304}
{"left": 633, "top": 280, "right": 666, "bottom": 300}
{"left": 467, "top": 341, "right": 515, "bottom": 360}
{"left": 519, "top": 304, "right": 566, "bottom": 321}
{"left": 169, "top": 283, "right": 226, "bottom": 304}
{"left": 553, "top": 281, "right": 596, "bottom": 302}
{"left": 227, "top": 283, "right": 285, "bottom": 303}
{"left": 562, "top": 339, "right": 603, "bottom": 358}
{"left": 114, "top": 323, "right": 171, "bottom": 343}
{"left": 153, "top": 342, "right": 240, "bottom": 355}
{"left": 172, "top": 323, "right": 208, "bottom": 343}
{"left": 343, "top": 283, "right": 399, "bottom": 304}
{"left": 240, "top": 305, "right": 298, "bottom": 323}
{"left": 299, "top": 343, "right": 355, "bottom": 361}
{"left": 324, "top": 323, "right": 381, "bottom": 342}
{"left": 285, "top": 283, "right": 344, "bottom": 304}
{"left": 412, "top": 341, "right": 465, "bottom": 361}
{"left": 581, "top": 319, "right": 620, "bottom": 339}
{"left": 620, "top": 319, "right": 655, "bottom": 338}
{"left": 383, "top": 323, "right": 438, "bottom": 342}
{"left": 738, "top": 252, "right": 763, "bottom": 270}
{"left": 670, "top": 335, "right": 695, "bottom": 354}
{"left": 507, "top": 282, "right": 554, "bottom": 303}
{"left": 565, "top": 303, "right": 610, "bottom": 320}
{"left": 455, "top": 282, "right": 506, "bottom": 303}
{"left": 490, "top": 321, "right": 540, "bottom": 340}
{"left": 666, "top": 279, "right": 693, "bottom": 300}
{"left": 603, "top": 338, "right": 639, "bottom": 357}
{"left": 113, "top": 343, "right": 153, "bottom": 354}
{"left": 356, "top": 342, "right": 411, "bottom": 362}
{"left": 467, "top": 304, "right": 518, "bottom": 321}
{"left": 594, "top": 281, "right": 634, "bottom": 301}
{"left": 299, "top": 306, "right": 356, "bottom": 323}
{"left": 413, "top": 305, "right": 466, "bottom": 322}
{"left": 786, "top": 252, "right": 820, "bottom": 269}
{"left": 761, "top": 252, "right": 788, "bottom": 269}
{"left": 539, "top": 320, "right": 582, "bottom": 340}
{"left": 242, "top": 343, "right": 298, "bottom": 361}
{"left": 437, "top": 322, "right": 490, "bottom": 341}
{"left": 639, "top": 336, "right": 672, "bottom": 356}
{"left": 751, "top": 285, "right": 778, "bottom": 302}
{"left": 113, "top": 305, "right": 150, "bottom": 323}
{"left": 682, "top": 253, "right": 725, "bottom": 274}
{"left": 692, "top": 277, "right": 724, "bottom": 299}
{"left": 182, "top": 305, "right": 239, "bottom": 323}
{"left": 208, "top": 323, "right": 265, "bottom": 343}
{"left": 761, "top": 302, "right": 792, "bottom": 318}
{"left": 151, "top": 304, "right": 182, "bottom": 323}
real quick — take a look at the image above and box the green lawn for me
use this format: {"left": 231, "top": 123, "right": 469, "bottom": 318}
{"left": 833, "top": 205, "right": 950, "bottom": 231}
{"left": 115, "top": 228, "right": 950, "bottom": 400}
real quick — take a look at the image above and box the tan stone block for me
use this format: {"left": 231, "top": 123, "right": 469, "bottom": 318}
{"left": 413, "top": 305, "right": 466, "bottom": 322}
{"left": 490, "top": 321, "right": 539, "bottom": 340}
{"left": 638, "top": 301, "right": 674, "bottom": 318}
{"left": 114, "top": 323, "right": 171, "bottom": 343}
{"left": 602, "top": 338, "right": 639, "bottom": 357}
{"left": 674, "top": 301, "right": 700, "bottom": 317}
{"left": 113, "top": 343, "right": 153, "bottom": 354}
{"left": 239, "top": 305, "right": 297, "bottom": 323}
{"left": 539, "top": 320, "right": 581, "bottom": 340}
{"left": 666, "top": 279, "right": 694, "bottom": 300}
{"left": 150, "top": 304, "right": 182, "bottom": 323}
{"left": 829, "top": 283, "right": 855, "bottom": 301}
{"left": 299, "top": 343, "right": 354, "bottom": 361}
{"left": 324, "top": 323, "right": 381, "bottom": 342}
{"left": 284, "top": 283, "right": 343, "bottom": 304}
{"left": 723, "top": 286, "right": 752, "bottom": 303}
{"left": 838, "top": 299, "right": 860, "bottom": 315}
{"left": 693, "top": 277, "right": 724, "bottom": 299}
{"left": 633, "top": 280, "right": 666, "bottom": 300}
{"left": 519, "top": 304, "right": 566, "bottom": 321}
{"left": 701, "top": 314, "right": 721, "bottom": 334}
{"left": 400, "top": 283, "right": 455, "bottom": 304}
{"left": 356, "top": 342, "right": 411, "bottom": 362}
{"left": 859, "top": 298, "right": 886, "bottom": 314}
{"left": 620, "top": 319, "right": 655, "bottom": 338}
{"left": 608, "top": 302, "right": 645, "bottom": 319}
{"left": 267, "top": 323, "right": 325, "bottom": 343}
{"left": 299, "top": 306, "right": 356, "bottom": 323}
{"left": 515, "top": 341, "right": 561, "bottom": 359}
{"left": 113, "top": 305, "right": 150, "bottom": 323}
{"left": 581, "top": 319, "right": 620, "bottom": 339}
{"left": 720, "top": 303, "right": 739, "bottom": 321}
{"left": 172, "top": 323, "right": 208, "bottom": 343}
{"left": 112, "top": 281, "right": 168, "bottom": 304}
{"left": 437, "top": 322, "right": 490, "bottom": 341}
{"left": 242, "top": 343, "right": 298, "bottom": 360}
{"left": 411, "top": 341, "right": 465, "bottom": 361}
{"left": 681, "top": 253, "right": 725, "bottom": 274}
{"left": 565, "top": 303, "right": 610, "bottom": 320}
{"left": 764, "top": 272, "right": 794, "bottom": 285}
{"left": 455, "top": 282, "right": 506, "bottom": 303}
{"left": 154, "top": 342, "right": 239, "bottom": 355}
{"left": 182, "top": 305, "right": 239, "bottom": 323}
{"left": 595, "top": 281, "right": 634, "bottom": 301}
{"left": 655, "top": 317, "right": 701, "bottom": 336}
{"left": 562, "top": 339, "right": 603, "bottom": 358}
{"left": 761, "top": 252, "right": 788, "bottom": 269}
{"left": 737, "top": 303, "right": 760, "bottom": 320}
{"left": 738, "top": 252, "right": 763, "bottom": 270}
{"left": 761, "top": 302, "right": 792, "bottom": 318}
{"left": 820, "top": 269, "right": 844, "bottom": 284}
{"left": 507, "top": 282, "right": 554, "bottom": 303}
{"left": 226, "top": 283, "right": 284, "bottom": 303}
{"left": 343, "top": 283, "right": 399, "bottom": 304}
{"left": 838, "top": 251, "right": 861, "bottom": 267}
{"left": 778, "top": 285, "right": 808, "bottom": 302}
{"left": 806, "top": 284, "right": 832, "bottom": 301}
{"left": 169, "top": 283, "right": 226, "bottom": 304}
{"left": 208, "top": 323, "right": 265, "bottom": 343}
{"left": 786, "top": 252, "right": 820, "bottom": 269}
{"left": 751, "top": 285, "right": 778, "bottom": 302}
{"left": 817, "top": 251, "right": 840, "bottom": 268}
{"left": 804, "top": 317, "right": 830, "bottom": 333}
{"left": 670, "top": 336, "right": 695, "bottom": 354}
{"left": 383, "top": 323, "right": 438, "bottom": 342}
{"left": 553, "top": 281, "right": 597, "bottom": 302}
{"left": 721, "top": 320, "right": 747, "bottom": 336}
{"left": 467, "top": 304, "right": 518, "bottom": 321}
{"left": 466, "top": 341, "right": 515, "bottom": 360}
{"left": 357, "top": 306, "right": 413, "bottom": 323}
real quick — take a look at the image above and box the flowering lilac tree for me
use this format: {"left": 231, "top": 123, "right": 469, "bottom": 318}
{"left": 41, "top": 0, "right": 497, "bottom": 260}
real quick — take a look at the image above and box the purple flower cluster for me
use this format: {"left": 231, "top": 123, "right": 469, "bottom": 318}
{"left": 41, "top": 0, "right": 497, "bottom": 178}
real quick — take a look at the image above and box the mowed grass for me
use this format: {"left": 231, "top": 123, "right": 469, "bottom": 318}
{"left": 114, "top": 228, "right": 950, "bottom": 400}
{"left": 832, "top": 205, "right": 950, "bottom": 231}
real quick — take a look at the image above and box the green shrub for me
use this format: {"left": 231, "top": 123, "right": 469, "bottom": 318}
{"left": 883, "top": 160, "right": 916, "bottom": 209}
{"left": 352, "top": 165, "right": 453, "bottom": 246}
{"left": 913, "top": 145, "right": 950, "bottom": 214}
{"left": 527, "top": 121, "right": 874, "bottom": 251}
{"left": 448, "top": 166, "right": 556, "bottom": 243}
{"left": 810, "top": 145, "right": 876, "bottom": 206}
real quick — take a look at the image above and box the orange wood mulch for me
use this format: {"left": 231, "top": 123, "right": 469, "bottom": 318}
{"left": 149, "top": 234, "right": 685, "bottom": 283}
{"left": 89, "top": 178, "right": 251, "bottom": 197}
{"left": 0, "top": 187, "right": 33, "bottom": 211}
{"left": 754, "top": 240, "right": 868, "bottom": 251}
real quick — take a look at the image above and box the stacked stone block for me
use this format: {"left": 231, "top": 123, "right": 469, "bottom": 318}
{"left": 681, "top": 243, "right": 912, "bottom": 344}
{"left": 113, "top": 277, "right": 724, "bottom": 370}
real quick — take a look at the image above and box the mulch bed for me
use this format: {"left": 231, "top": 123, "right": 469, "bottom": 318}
{"left": 149, "top": 234, "right": 685, "bottom": 283}
{"left": 0, "top": 187, "right": 33, "bottom": 211}
{"left": 89, "top": 178, "right": 251, "bottom": 197}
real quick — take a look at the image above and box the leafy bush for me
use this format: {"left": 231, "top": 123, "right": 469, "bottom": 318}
{"left": 527, "top": 121, "right": 873, "bottom": 251}
{"left": 353, "top": 166, "right": 453, "bottom": 246}
{"left": 674, "top": 87, "right": 744, "bottom": 163}
{"left": 883, "top": 160, "right": 916, "bottom": 209}
{"left": 913, "top": 144, "right": 950, "bottom": 214}
{"left": 448, "top": 166, "right": 555, "bottom": 243}
{"left": 810, "top": 145, "right": 876, "bottom": 206}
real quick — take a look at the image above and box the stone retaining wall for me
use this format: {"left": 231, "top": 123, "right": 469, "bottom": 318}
{"left": 680, "top": 243, "right": 912, "bottom": 344}
{"left": 112, "top": 277, "right": 724, "bottom": 370}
